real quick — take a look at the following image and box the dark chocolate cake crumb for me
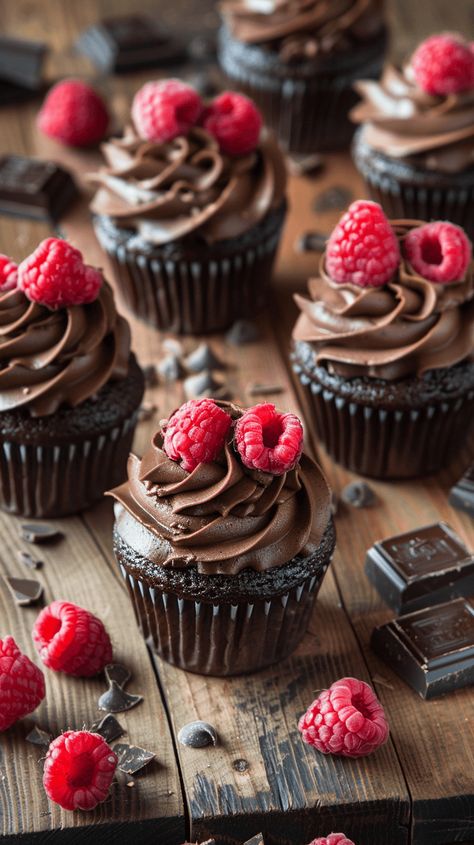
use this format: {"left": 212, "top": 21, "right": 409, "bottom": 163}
{"left": 104, "top": 663, "right": 131, "bottom": 689}
{"left": 225, "top": 319, "right": 260, "bottom": 346}
{"left": 5, "top": 576, "right": 43, "bottom": 606}
{"left": 114, "top": 742, "right": 155, "bottom": 775}
{"left": 287, "top": 152, "right": 324, "bottom": 177}
{"left": 20, "top": 523, "right": 62, "bottom": 544}
{"left": 91, "top": 713, "right": 126, "bottom": 743}
{"left": 178, "top": 721, "right": 218, "bottom": 748}
{"left": 185, "top": 343, "right": 226, "bottom": 373}
{"left": 297, "top": 231, "right": 327, "bottom": 253}
{"left": 157, "top": 354, "right": 187, "bottom": 383}
{"left": 314, "top": 186, "right": 352, "bottom": 213}
{"left": 341, "top": 481, "right": 376, "bottom": 508}
{"left": 138, "top": 402, "right": 157, "bottom": 422}
{"left": 18, "top": 550, "right": 43, "bottom": 569}
{"left": 184, "top": 370, "right": 222, "bottom": 400}
{"left": 248, "top": 383, "right": 284, "bottom": 397}
{"left": 25, "top": 725, "right": 52, "bottom": 747}
{"left": 98, "top": 680, "right": 143, "bottom": 713}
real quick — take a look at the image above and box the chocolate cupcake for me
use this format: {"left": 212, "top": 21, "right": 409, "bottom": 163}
{"left": 292, "top": 201, "right": 474, "bottom": 479}
{"left": 218, "top": 0, "right": 387, "bottom": 155}
{"left": 89, "top": 80, "right": 287, "bottom": 334}
{"left": 0, "top": 238, "right": 144, "bottom": 518}
{"left": 109, "top": 398, "right": 335, "bottom": 676}
{"left": 351, "top": 34, "right": 474, "bottom": 238}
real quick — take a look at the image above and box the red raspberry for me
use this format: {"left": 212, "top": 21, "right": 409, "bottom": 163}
{"left": 308, "top": 836, "right": 355, "bottom": 845}
{"left": 0, "top": 254, "right": 18, "bottom": 292}
{"left": 0, "top": 636, "right": 45, "bottom": 731}
{"left": 201, "top": 92, "right": 262, "bottom": 156}
{"left": 33, "top": 601, "right": 112, "bottom": 677}
{"left": 37, "top": 79, "right": 109, "bottom": 147}
{"left": 18, "top": 238, "right": 102, "bottom": 309}
{"left": 132, "top": 79, "right": 203, "bottom": 143}
{"left": 163, "top": 398, "right": 232, "bottom": 473}
{"left": 326, "top": 200, "right": 400, "bottom": 288}
{"left": 411, "top": 34, "right": 474, "bottom": 96}
{"left": 234, "top": 403, "right": 303, "bottom": 476}
{"left": 298, "top": 677, "right": 389, "bottom": 758}
{"left": 404, "top": 221, "right": 472, "bottom": 283}
{"left": 43, "top": 730, "right": 117, "bottom": 811}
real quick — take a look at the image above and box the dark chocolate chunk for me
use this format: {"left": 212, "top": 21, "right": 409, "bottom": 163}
{"left": 244, "top": 836, "right": 265, "bottom": 845}
{"left": 371, "top": 598, "right": 474, "bottom": 699}
{"left": 247, "top": 383, "right": 284, "bottom": 397}
{"left": 342, "top": 481, "right": 376, "bottom": 509}
{"left": 0, "top": 156, "right": 78, "bottom": 223}
{"left": 143, "top": 364, "right": 159, "bottom": 388}
{"left": 225, "top": 319, "right": 260, "bottom": 346}
{"left": 449, "top": 464, "right": 474, "bottom": 517}
{"left": 0, "top": 36, "right": 47, "bottom": 90}
{"left": 114, "top": 742, "right": 155, "bottom": 775}
{"left": 138, "top": 402, "right": 157, "bottom": 422}
{"left": 5, "top": 576, "right": 43, "bottom": 606}
{"left": 25, "top": 725, "right": 52, "bottom": 747}
{"left": 365, "top": 522, "right": 474, "bottom": 615}
{"left": 20, "top": 522, "right": 62, "bottom": 544}
{"left": 185, "top": 343, "right": 226, "bottom": 373}
{"left": 177, "top": 721, "right": 218, "bottom": 748}
{"left": 18, "top": 550, "right": 42, "bottom": 570}
{"left": 0, "top": 79, "right": 44, "bottom": 106}
{"left": 98, "top": 681, "right": 143, "bottom": 713}
{"left": 157, "top": 354, "right": 187, "bottom": 383}
{"left": 287, "top": 152, "right": 323, "bottom": 177}
{"left": 297, "top": 231, "right": 327, "bottom": 253}
{"left": 77, "top": 15, "right": 186, "bottom": 73}
{"left": 314, "top": 186, "right": 352, "bottom": 213}
{"left": 184, "top": 370, "right": 222, "bottom": 400}
{"left": 91, "top": 714, "right": 125, "bottom": 743}
{"left": 104, "top": 663, "right": 131, "bottom": 689}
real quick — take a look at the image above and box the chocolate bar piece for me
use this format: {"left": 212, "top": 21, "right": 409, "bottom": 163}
{"left": 76, "top": 15, "right": 185, "bottom": 73}
{"left": 0, "top": 36, "right": 47, "bottom": 90}
{"left": 449, "top": 463, "right": 474, "bottom": 517}
{"left": 244, "top": 837, "right": 265, "bottom": 845}
{"left": 365, "top": 522, "right": 474, "bottom": 614}
{"left": 0, "top": 156, "right": 78, "bottom": 222}
{"left": 371, "top": 598, "right": 474, "bottom": 699}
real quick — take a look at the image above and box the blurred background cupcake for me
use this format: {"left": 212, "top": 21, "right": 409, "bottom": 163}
{"left": 218, "top": 0, "right": 387, "bottom": 155}
{"left": 89, "top": 79, "right": 287, "bottom": 335}
{"left": 292, "top": 201, "right": 474, "bottom": 479}
{"left": 109, "top": 398, "right": 335, "bottom": 676}
{"left": 0, "top": 238, "right": 144, "bottom": 518}
{"left": 352, "top": 33, "right": 474, "bottom": 238}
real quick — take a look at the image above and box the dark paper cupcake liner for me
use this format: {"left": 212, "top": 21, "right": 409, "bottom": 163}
{"left": 94, "top": 205, "right": 286, "bottom": 334}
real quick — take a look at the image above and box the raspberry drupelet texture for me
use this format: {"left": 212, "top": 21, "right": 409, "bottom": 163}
{"left": 298, "top": 677, "right": 389, "bottom": 758}
{"left": 308, "top": 835, "right": 355, "bottom": 845}
{"left": 33, "top": 601, "right": 112, "bottom": 677}
{"left": 0, "top": 636, "right": 45, "bottom": 731}
{"left": 0, "top": 255, "right": 18, "bottom": 291}
{"left": 132, "top": 79, "right": 203, "bottom": 143}
{"left": 37, "top": 79, "right": 109, "bottom": 147}
{"left": 234, "top": 403, "right": 304, "bottom": 476}
{"left": 325, "top": 201, "right": 400, "bottom": 288}
{"left": 201, "top": 92, "right": 262, "bottom": 156}
{"left": 18, "top": 238, "right": 103, "bottom": 309}
{"left": 411, "top": 33, "right": 474, "bottom": 96}
{"left": 43, "top": 730, "right": 118, "bottom": 811}
{"left": 163, "top": 399, "right": 233, "bottom": 472}
{"left": 404, "top": 221, "right": 472, "bottom": 283}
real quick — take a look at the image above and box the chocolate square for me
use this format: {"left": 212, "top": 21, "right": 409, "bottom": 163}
{"left": 0, "top": 155, "right": 78, "bottom": 222}
{"left": 365, "top": 522, "right": 474, "bottom": 614}
{"left": 76, "top": 15, "right": 185, "bottom": 73}
{"left": 0, "top": 36, "right": 47, "bottom": 90}
{"left": 449, "top": 463, "right": 474, "bottom": 517}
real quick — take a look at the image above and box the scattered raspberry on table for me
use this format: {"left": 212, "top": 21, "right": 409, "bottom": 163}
{"left": 37, "top": 79, "right": 109, "bottom": 147}
{"left": 0, "top": 636, "right": 45, "bottom": 731}
{"left": 43, "top": 730, "right": 117, "bottom": 811}
{"left": 33, "top": 600, "right": 112, "bottom": 677}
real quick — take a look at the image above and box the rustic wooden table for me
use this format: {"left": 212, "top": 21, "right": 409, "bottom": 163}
{"left": 0, "top": 1, "right": 473, "bottom": 844}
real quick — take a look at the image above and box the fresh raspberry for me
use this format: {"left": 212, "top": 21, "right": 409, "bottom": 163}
{"left": 37, "top": 79, "right": 109, "bottom": 147}
{"left": 404, "top": 221, "right": 472, "bottom": 283}
{"left": 43, "top": 730, "right": 117, "bottom": 811}
{"left": 163, "top": 398, "right": 232, "bottom": 473}
{"left": 234, "top": 403, "right": 303, "bottom": 476}
{"left": 0, "top": 254, "right": 18, "bottom": 292}
{"left": 326, "top": 200, "right": 400, "bottom": 288}
{"left": 411, "top": 34, "right": 474, "bottom": 96}
{"left": 132, "top": 79, "right": 203, "bottom": 143}
{"left": 298, "top": 677, "right": 389, "bottom": 758}
{"left": 33, "top": 601, "right": 112, "bottom": 677}
{"left": 201, "top": 92, "right": 262, "bottom": 156}
{"left": 308, "top": 836, "right": 355, "bottom": 845}
{"left": 0, "top": 636, "right": 45, "bottom": 731}
{"left": 18, "top": 238, "right": 102, "bottom": 310}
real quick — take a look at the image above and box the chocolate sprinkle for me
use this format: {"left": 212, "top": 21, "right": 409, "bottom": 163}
{"left": 20, "top": 523, "right": 62, "bottom": 544}
{"left": 225, "top": 319, "right": 260, "bottom": 346}
{"left": 157, "top": 353, "right": 187, "bottom": 383}
{"left": 114, "top": 742, "right": 155, "bottom": 775}
{"left": 105, "top": 663, "right": 131, "bottom": 689}
{"left": 91, "top": 714, "right": 126, "bottom": 743}
{"left": 341, "top": 481, "right": 376, "bottom": 508}
{"left": 18, "top": 550, "right": 42, "bottom": 569}
{"left": 184, "top": 370, "right": 222, "bottom": 400}
{"left": 287, "top": 152, "right": 324, "bottom": 177}
{"left": 25, "top": 725, "right": 52, "bottom": 747}
{"left": 297, "top": 231, "right": 327, "bottom": 253}
{"left": 98, "top": 681, "right": 143, "bottom": 713}
{"left": 185, "top": 343, "right": 226, "bottom": 373}
{"left": 5, "top": 576, "right": 43, "bottom": 606}
{"left": 177, "top": 720, "right": 218, "bottom": 748}
{"left": 314, "top": 185, "right": 352, "bottom": 213}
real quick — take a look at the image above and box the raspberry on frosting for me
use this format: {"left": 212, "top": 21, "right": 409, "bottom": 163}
{"left": 298, "top": 677, "right": 389, "bottom": 758}
{"left": 0, "top": 255, "right": 18, "bottom": 292}
{"left": 201, "top": 92, "right": 262, "bottom": 156}
{"left": 308, "top": 835, "right": 355, "bottom": 845}
{"left": 325, "top": 201, "right": 400, "bottom": 288}
{"left": 404, "top": 221, "right": 472, "bottom": 283}
{"left": 163, "top": 398, "right": 233, "bottom": 472}
{"left": 33, "top": 600, "right": 112, "bottom": 677}
{"left": 43, "top": 730, "right": 117, "bottom": 811}
{"left": 18, "top": 238, "right": 103, "bottom": 309}
{"left": 132, "top": 79, "right": 203, "bottom": 143}
{"left": 37, "top": 79, "right": 109, "bottom": 147}
{"left": 0, "top": 636, "right": 45, "bottom": 731}
{"left": 234, "top": 403, "right": 303, "bottom": 476}
{"left": 411, "top": 33, "right": 474, "bottom": 96}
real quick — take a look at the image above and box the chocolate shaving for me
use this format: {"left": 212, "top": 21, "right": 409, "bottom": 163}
{"left": 184, "top": 370, "right": 222, "bottom": 400}
{"left": 184, "top": 343, "right": 226, "bottom": 373}
{"left": 91, "top": 713, "right": 126, "bottom": 743}
{"left": 25, "top": 725, "right": 52, "bottom": 747}
{"left": 157, "top": 353, "right": 187, "bottom": 383}
{"left": 177, "top": 720, "right": 218, "bottom": 748}
{"left": 341, "top": 481, "right": 376, "bottom": 508}
{"left": 105, "top": 663, "right": 131, "bottom": 689}
{"left": 20, "top": 523, "right": 62, "bottom": 544}
{"left": 18, "top": 550, "right": 42, "bottom": 569}
{"left": 98, "top": 681, "right": 143, "bottom": 713}
{"left": 314, "top": 186, "right": 352, "bottom": 213}
{"left": 296, "top": 231, "right": 327, "bottom": 253}
{"left": 225, "top": 319, "right": 260, "bottom": 346}
{"left": 247, "top": 383, "right": 284, "bottom": 397}
{"left": 114, "top": 742, "right": 155, "bottom": 775}
{"left": 287, "top": 152, "right": 324, "bottom": 177}
{"left": 138, "top": 402, "right": 157, "bottom": 422}
{"left": 5, "top": 576, "right": 43, "bottom": 606}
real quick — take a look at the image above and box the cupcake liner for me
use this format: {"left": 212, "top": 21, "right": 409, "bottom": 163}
{"left": 94, "top": 206, "right": 286, "bottom": 334}
{"left": 117, "top": 559, "right": 329, "bottom": 676}
{"left": 0, "top": 413, "right": 138, "bottom": 518}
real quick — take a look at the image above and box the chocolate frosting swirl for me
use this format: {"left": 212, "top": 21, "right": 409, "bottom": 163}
{"left": 0, "top": 281, "right": 131, "bottom": 417}
{"left": 110, "top": 403, "right": 331, "bottom": 575}
{"left": 293, "top": 220, "right": 474, "bottom": 380}
{"left": 352, "top": 65, "right": 474, "bottom": 173}
{"left": 220, "top": 0, "right": 384, "bottom": 62}
{"left": 89, "top": 126, "right": 287, "bottom": 246}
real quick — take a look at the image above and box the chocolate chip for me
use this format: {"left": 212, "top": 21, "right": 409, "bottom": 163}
{"left": 233, "top": 758, "right": 249, "bottom": 772}
{"left": 184, "top": 343, "right": 226, "bottom": 373}
{"left": 183, "top": 370, "right": 222, "bottom": 400}
{"left": 5, "top": 576, "right": 43, "bottom": 606}
{"left": 177, "top": 720, "right": 218, "bottom": 748}
{"left": 91, "top": 713, "right": 126, "bottom": 743}
{"left": 18, "top": 550, "right": 42, "bottom": 569}
{"left": 157, "top": 354, "right": 187, "bottom": 383}
{"left": 143, "top": 364, "right": 159, "bottom": 388}
{"left": 247, "top": 383, "right": 284, "bottom": 397}
{"left": 114, "top": 742, "right": 155, "bottom": 775}
{"left": 225, "top": 319, "right": 260, "bottom": 346}
{"left": 341, "top": 481, "right": 376, "bottom": 508}
{"left": 297, "top": 231, "right": 327, "bottom": 253}
{"left": 104, "top": 663, "right": 131, "bottom": 689}
{"left": 138, "top": 402, "right": 157, "bottom": 422}
{"left": 98, "top": 681, "right": 143, "bottom": 713}
{"left": 287, "top": 152, "right": 324, "bottom": 177}
{"left": 314, "top": 186, "right": 352, "bottom": 213}
{"left": 20, "top": 523, "right": 62, "bottom": 544}
{"left": 25, "top": 725, "right": 52, "bottom": 747}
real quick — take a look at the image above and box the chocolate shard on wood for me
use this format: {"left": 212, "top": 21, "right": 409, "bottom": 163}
{"left": 6, "top": 576, "right": 43, "bottom": 606}
{"left": 177, "top": 721, "right": 218, "bottom": 748}
{"left": 91, "top": 714, "right": 126, "bottom": 743}
{"left": 371, "top": 597, "right": 474, "bottom": 699}
{"left": 25, "top": 725, "right": 52, "bottom": 748}
{"left": 157, "top": 354, "right": 187, "bottom": 383}
{"left": 76, "top": 15, "right": 186, "bottom": 73}
{"left": 449, "top": 463, "right": 474, "bottom": 517}
{"left": 18, "top": 550, "right": 42, "bottom": 569}
{"left": 184, "top": 343, "right": 226, "bottom": 373}
{"left": 342, "top": 481, "right": 376, "bottom": 509}
{"left": 287, "top": 152, "right": 323, "bottom": 177}
{"left": 244, "top": 836, "right": 265, "bottom": 845}
{"left": 183, "top": 370, "right": 222, "bottom": 400}
{"left": 0, "top": 36, "right": 47, "bottom": 90}
{"left": 297, "top": 231, "right": 327, "bottom": 253}
{"left": 225, "top": 319, "right": 260, "bottom": 346}
{"left": 314, "top": 185, "right": 352, "bottom": 213}
{"left": 98, "top": 680, "right": 143, "bottom": 713}
{"left": 0, "top": 156, "right": 78, "bottom": 223}
{"left": 247, "top": 383, "right": 284, "bottom": 397}
{"left": 104, "top": 663, "right": 131, "bottom": 689}
{"left": 114, "top": 742, "right": 155, "bottom": 775}
{"left": 20, "top": 522, "right": 62, "bottom": 544}
{"left": 365, "top": 522, "right": 474, "bottom": 615}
